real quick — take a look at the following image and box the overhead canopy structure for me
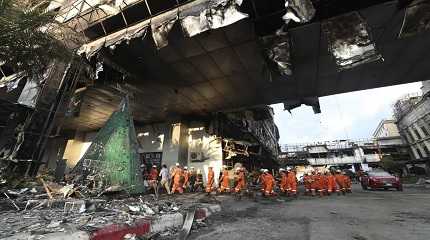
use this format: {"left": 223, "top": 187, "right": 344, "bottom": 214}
{"left": 52, "top": 0, "right": 430, "bottom": 131}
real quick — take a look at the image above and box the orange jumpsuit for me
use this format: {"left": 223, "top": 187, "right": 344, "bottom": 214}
{"left": 280, "top": 172, "right": 288, "bottom": 193}
{"left": 335, "top": 174, "right": 346, "bottom": 191}
{"left": 327, "top": 174, "right": 338, "bottom": 193}
{"left": 219, "top": 170, "right": 230, "bottom": 192}
{"left": 321, "top": 175, "right": 328, "bottom": 192}
{"left": 149, "top": 168, "right": 158, "bottom": 181}
{"left": 310, "top": 174, "right": 319, "bottom": 192}
{"left": 286, "top": 171, "right": 297, "bottom": 194}
{"left": 303, "top": 175, "right": 311, "bottom": 193}
{"left": 183, "top": 170, "right": 190, "bottom": 189}
{"left": 171, "top": 167, "right": 183, "bottom": 193}
{"left": 264, "top": 173, "right": 276, "bottom": 196}
{"left": 259, "top": 174, "right": 267, "bottom": 193}
{"left": 206, "top": 168, "right": 215, "bottom": 193}
{"left": 344, "top": 175, "right": 352, "bottom": 192}
{"left": 234, "top": 171, "right": 246, "bottom": 193}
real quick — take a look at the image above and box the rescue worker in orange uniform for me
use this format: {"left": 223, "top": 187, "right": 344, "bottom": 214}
{"left": 171, "top": 163, "right": 184, "bottom": 194}
{"left": 343, "top": 172, "right": 352, "bottom": 193}
{"left": 303, "top": 172, "right": 312, "bottom": 195}
{"left": 263, "top": 169, "right": 276, "bottom": 196}
{"left": 182, "top": 166, "right": 190, "bottom": 192}
{"left": 258, "top": 169, "right": 267, "bottom": 194}
{"left": 315, "top": 171, "right": 325, "bottom": 197}
{"left": 335, "top": 170, "right": 346, "bottom": 195}
{"left": 321, "top": 171, "right": 329, "bottom": 196}
{"left": 310, "top": 170, "right": 318, "bottom": 196}
{"left": 148, "top": 165, "right": 158, "bottom": 193}
{"left": 206, "top": 166, "right": 215, "bottom": 194}
{"left": 219, "top": 165, "right": 230, "bottom": 193}
{"left": 327, "top": 171, "right": 339, "bottom": 195}
{"left": 279, "top": 168, "right": 288, "bottom": 195}
{"left": 234, "top": 167, "right": 246, "bottom": 193}
{"left": 286, "top": 167, "right": 298, "bottom": 197}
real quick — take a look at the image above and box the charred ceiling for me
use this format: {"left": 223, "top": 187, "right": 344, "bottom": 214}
{"left": 1, "top": 0, "right": 428, "bottom": 133}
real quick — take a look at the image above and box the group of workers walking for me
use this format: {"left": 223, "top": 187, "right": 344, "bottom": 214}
{"left": 144, "top": 163, "right": 352, "bottom": 198}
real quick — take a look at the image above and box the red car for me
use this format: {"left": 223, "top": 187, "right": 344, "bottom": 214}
{"left": 361, "top": 171, "right": 402, "bottom": 191}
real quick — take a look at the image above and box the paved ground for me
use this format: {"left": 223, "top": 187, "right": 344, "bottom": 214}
{"left": 188, "top": 184, "right": 430, "bottom": 240}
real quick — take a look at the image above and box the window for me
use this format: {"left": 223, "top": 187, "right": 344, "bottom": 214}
{"left": 423, "top": 144, "right": 430, "bottom": 156}
{"left": 407, "top": 129, "right": 416, "bottom": 142}
{"left": 413, "top": 128, "right": 422, "bottom": 140}
{"left": 416, "top": 147, "right": 424, "bottom": 159}
{"left": 420, "top": 126, "right": 429, "bottom": 137}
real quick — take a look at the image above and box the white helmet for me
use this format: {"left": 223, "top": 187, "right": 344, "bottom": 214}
{"left": 152, "top": 165, "right": 157, "bottom": 168}
{"left": 175, "top": 163, "right": 180, "bottom": 166}
{"left": 184, "top": 166, "right": 188, "bottom": 170}
{"left": 286, "top": 167, "right": 292, "bottom": 171}
{"left": 264, "top": 169, "right": 269, "bottom": 173}
{"left": 279, "top": 168, "right": 285, "bottom": 172}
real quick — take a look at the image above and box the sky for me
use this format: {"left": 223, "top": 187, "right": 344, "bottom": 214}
{"left": 272, "top": 82, "right": 423, "bottom": 145}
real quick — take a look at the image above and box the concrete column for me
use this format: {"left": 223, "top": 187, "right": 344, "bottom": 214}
{"left": 162, "top": 123, "right": 189, "bottom": 168}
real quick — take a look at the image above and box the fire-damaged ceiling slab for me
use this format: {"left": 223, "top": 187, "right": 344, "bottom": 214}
{"left": 322, "top": 11, "right": 383, "bottom": 71}
{"left": 399, "top": 0, "right": 430, "bottom": 38}
{"left": 59, "top": 0, "right": 430, "bottom": 131}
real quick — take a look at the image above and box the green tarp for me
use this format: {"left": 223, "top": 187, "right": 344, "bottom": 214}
{"left": 72, "top": 97, "right": 144, "bottom": 193}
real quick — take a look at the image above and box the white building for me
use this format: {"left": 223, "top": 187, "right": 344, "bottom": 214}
{"left": 394, "top": 81, "right": 430, "bottom": 173}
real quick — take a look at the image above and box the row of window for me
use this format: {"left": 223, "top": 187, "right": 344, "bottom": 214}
{"left": 414, "top": 142, "right": 430, "bottom": 159}
{"left": 405, "top": 121, "right": 430, "bottom": 143}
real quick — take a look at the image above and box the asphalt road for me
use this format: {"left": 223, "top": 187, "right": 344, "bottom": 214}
{"left": 189, "top": 184, "right": 430, "bottom": 240}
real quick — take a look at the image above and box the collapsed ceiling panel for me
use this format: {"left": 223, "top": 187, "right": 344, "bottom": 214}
{"left": 322, "top": 11, "right": 383, "bottom": 71}
{"left": 399, "top": 0, "right": 430, "bottom": 38}
{"left": 0, "top": 72, "right": 27, "bottom": 92}
{"left": 283, "top": 0, "right": 316, "bottom": 24}
{"left": 261, "top": 29, "right": 292, "bottom": 76}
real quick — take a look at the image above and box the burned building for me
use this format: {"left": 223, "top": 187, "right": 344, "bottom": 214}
{"left": 2, "top": 0, "right": 430, "bottom": 182}
{"left": 394, "top": 80, "right": 430, "bottom": 174}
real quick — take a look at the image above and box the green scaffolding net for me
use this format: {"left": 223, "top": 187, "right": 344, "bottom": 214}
{"left": 72, "top": 97, "right": 144, "bottom": 193}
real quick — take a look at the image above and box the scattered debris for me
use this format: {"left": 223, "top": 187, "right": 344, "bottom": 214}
{"left": 3, "top": 192, "right": 20, "bottom": 211}
{"left": 0, "top": 178, "right": 210, "bottom": 239}
{"left": 415, "top": 178, "right": 430, "bottom": 185}
{"left": 178, "top": 208, "right": 196, "bottom": 240}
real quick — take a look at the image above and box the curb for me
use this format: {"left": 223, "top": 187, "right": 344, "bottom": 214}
{"left": 90, "top": 205, "right": 221, "bottom": 240}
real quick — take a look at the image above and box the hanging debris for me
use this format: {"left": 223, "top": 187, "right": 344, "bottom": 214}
{"left": 151, "top": 11, "right": 179, "bottom": 49}
{"left": 399, "top": 0, "right": 430, "bottom": 38}
{"left": 17, "top": 79, "right": 41, "bottom": 108}
{"left": 322, "top": 12, "right": 383, "bottom": 71}
{"left": 0, "top": 71, "right": 26, "bottom": 92}
{"left": 283, "top": 0, "right": 316, "bottom": 24}
{"left": 180, "top": 0, "right": 248, "bottom": 38}
{"left": 77, "top": 21, "right": 150, "bottom": 59}
{"left": 283, "top": 97, "right": 321, "bottom": 114}
{"left": 65, "top": 87, "right": 86, "bottom": 117}
{"left": 261, "top": 29, "right": 293, "bottom": 76}
{"left": 77, "top": 0, "right": 247, "bottom": 57}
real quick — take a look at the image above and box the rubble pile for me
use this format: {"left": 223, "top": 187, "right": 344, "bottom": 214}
{"left": 0, "top": 177, "right": 208, "bottom": 239}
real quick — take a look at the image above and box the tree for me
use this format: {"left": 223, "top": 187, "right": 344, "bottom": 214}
{"left": 380, "top": 155, "right": 405, "bottom": 177}
{"left": 0, "top": 0, "right": 71, "bottom": 77}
